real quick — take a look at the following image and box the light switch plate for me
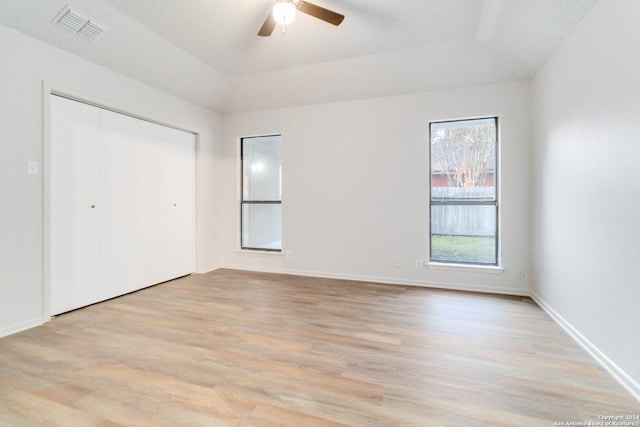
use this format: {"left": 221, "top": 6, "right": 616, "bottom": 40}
{"left": 27, "top": 161, "right": 39, "bottom": 175}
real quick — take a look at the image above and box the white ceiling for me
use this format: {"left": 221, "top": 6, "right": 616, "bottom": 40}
{"left": 0, "top": 0, "right": 598, "bottom": 113}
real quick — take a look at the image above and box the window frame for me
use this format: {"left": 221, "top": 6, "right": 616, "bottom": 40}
{"left": 428, "top": 117, "right": 499, "bottom": 266}
{"left": 240, "top": 134, "right": 282, "bottom": 252}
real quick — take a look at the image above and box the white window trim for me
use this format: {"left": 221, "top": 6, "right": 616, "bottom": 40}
{"left": 426, "top": 261, "right": 504, "bottom": 274}
{"left": 234, "top": 249, "right": 284, "bottom": 257}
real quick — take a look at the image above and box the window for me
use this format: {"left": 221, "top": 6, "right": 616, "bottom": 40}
{"left": 241, "top": 135, "right": 282, "bottom": 251}
{"left": 429, "top": 118, "right": 498, "bottom": 265}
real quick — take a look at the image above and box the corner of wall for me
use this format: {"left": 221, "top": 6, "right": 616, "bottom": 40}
{"left": 531, "top": 292, "right": 640, "bottom": 403}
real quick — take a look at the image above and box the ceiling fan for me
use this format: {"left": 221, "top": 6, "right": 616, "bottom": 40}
{"left": 258, "top": 0, "right": 345, "bottom": 36}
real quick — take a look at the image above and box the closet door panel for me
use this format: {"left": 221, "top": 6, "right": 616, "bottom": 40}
{"left": 160, "top": 126, "right": 196, "bottom": 281}
{"left": 136, "top": 121, "right": 172, "bottom": 287}
{"left": 137, "top": 123, "right": 196, "bottom": 286}
{"left": 98, "top": 110, "right": 143, "bottom": 298}
{"left": 50, "top": 96, "right": 101, "bottom": 315}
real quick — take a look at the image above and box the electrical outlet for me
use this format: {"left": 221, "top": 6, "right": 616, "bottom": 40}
{"left": 517, "top": 271, "right": 525, "bottom": 279}
{"left": 285, "top": 251, "right": 293, "bottom": 260}
{"left": 394, "top": 258, "right": 401, "bottom": 268}
{"left": 415, "top": 259, "right": 423, "bottom": 269}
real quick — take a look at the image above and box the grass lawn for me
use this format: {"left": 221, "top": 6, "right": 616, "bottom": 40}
{"left": 431, "top": 234, "right": 496, "bottom": 264}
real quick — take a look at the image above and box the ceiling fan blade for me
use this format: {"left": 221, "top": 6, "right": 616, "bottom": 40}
{"left": 258, "top": 12, "right": 276, "bottom": 36}
{"left": 297, "top": 1, "right": 344, "bottom": 26}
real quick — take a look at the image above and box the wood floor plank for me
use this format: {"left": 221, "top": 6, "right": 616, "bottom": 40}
{"left": 0, "top": 268, "right": 638, "bottom": 426}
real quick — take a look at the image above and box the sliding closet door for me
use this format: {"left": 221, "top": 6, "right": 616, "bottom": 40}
{"left": 50, "top": 95, "right": 196, "bottom": 315}
{"left": 136, "top": 118, "right": 196, "bottom": 287}
{"left": 155, "top": 124, "right": 196, "bottom": 282}
{"left": 99, "top": 109, "right": 144, "bottom": 299}
{"left": 50, "top": 96, "right": 102, "bottom": 314}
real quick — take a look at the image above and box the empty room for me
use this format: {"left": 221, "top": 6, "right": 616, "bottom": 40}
{"left": 1, "top": 0, "right": 639, "bottom": 425}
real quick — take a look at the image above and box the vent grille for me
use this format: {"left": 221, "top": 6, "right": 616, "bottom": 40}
{"left": 54, "top": 7, "right": 105, "bottom": 41}
{"left": 79, "top": 21, "right": 105, "bottom": 40}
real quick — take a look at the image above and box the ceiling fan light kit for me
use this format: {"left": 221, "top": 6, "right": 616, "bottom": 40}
{"left": 272, "top": 1, "right": 297, "bottom": 25}
{"left": 258, "top": 0, "right": 345, "bottom": 37}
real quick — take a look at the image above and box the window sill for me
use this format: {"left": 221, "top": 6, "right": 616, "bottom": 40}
{"left": 426, "top": 262, "right": 504, "bottom": 274}
{"left": 234, "top": 249, "right": 283, "bottom": 257}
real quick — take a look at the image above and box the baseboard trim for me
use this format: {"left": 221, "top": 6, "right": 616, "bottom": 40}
{"left": 195, "top": 264, "right": 221, "bottom": 275}
{"left": 219, "top": 264, "right": 531, "bottom": 297}
{"left": 0, "top": 317, "right": 49, "bottom": 339}
{"left": 531, "top": 292, "right": 640, "bottom": 403}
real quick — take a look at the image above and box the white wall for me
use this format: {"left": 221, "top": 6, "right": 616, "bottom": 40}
{"left": 532, "top": 0, "right": 640, "bottom": 398}
{"left": 221, "top": 81, "right": 532, "bottom": 295}
{"left": 0, "top": 25, "right": 221, "bottom": 336}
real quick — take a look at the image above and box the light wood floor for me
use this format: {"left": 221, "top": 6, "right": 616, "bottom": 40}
{"left": 0, "top": 269, "right": 638, "bottom": 426}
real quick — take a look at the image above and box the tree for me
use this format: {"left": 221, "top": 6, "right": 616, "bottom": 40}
{"left": 431, "top": 122, "right": 495, "bottom": 188}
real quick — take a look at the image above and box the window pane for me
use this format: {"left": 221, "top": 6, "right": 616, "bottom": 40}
{"left": 431, "top": 118, "right": 496, "bottom": 201}
{"left": 242, "top": 135, "right": 281, "bottom": 201}
{"left": 242, "top": 203, "right": 282, "bottom": 250}
{"left": 430, "top": 205, "right": 497, "bottom": 264}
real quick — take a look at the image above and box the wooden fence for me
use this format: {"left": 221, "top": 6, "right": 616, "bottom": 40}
{"left": 431, "top": 187, "right": 495, "bottom": 236}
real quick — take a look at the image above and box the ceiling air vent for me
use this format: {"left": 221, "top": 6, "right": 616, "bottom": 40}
{"left": 53, "top": 7, "right": 105, "bottom": 41}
